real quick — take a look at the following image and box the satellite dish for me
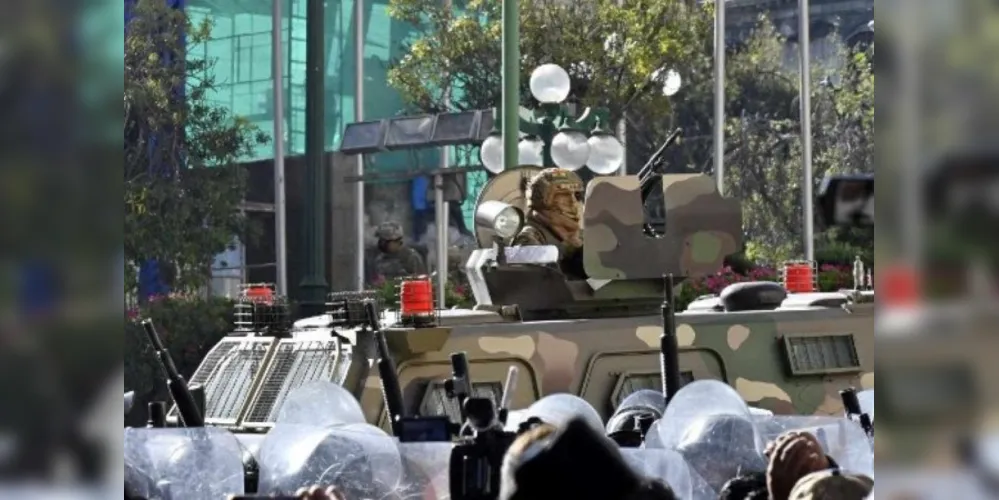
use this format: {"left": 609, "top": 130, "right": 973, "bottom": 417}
{"left": 474, "top": 166, "right": 544, "bottom": 248}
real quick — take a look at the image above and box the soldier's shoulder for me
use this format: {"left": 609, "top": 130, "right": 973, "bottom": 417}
{"left": 401, "top": 246, "right": 425, "bottom": 262}
{"left": 513, "top": 224, "right": 547, "bottom": 245}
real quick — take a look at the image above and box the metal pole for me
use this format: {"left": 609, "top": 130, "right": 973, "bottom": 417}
{"left": 354, "top": 0, "right": 366, "bottom": 290}
{"left": 300, "top": 0, "right": 329, "bottom": 314}
{"left": 798, "top": 0, "right": 814, "bottom": 262}
{"left": 272, "top": 0, "right": 288, "bottom": 295}
{"left": 435, "top": 0, "right": 453, "bottom": 306}
{"left": 713, "top": 0, "right": 726, "bottom": 195}
{"left": 435, "top": 170, "right": 448, "bottom": 306}
{"left": 617, "top": 118, "right": 628, "bottom": 176}
{"left": 501, "top": 0, "right": 520, "bottom": 171}
{"left": 617, "top": 0, "right": 627, "bottom": 177}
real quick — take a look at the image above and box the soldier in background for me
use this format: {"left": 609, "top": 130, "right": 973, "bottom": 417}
{"left": 373, "top": 221, "right": 427, "bottom": 282}
{"left": 512, "top": 168, "right": 587, "bottom": 279}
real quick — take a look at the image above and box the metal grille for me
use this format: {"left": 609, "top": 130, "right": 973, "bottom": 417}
{"left": 783, "top": 334, "right": 862, "bottom": 376}
{"left": 169, "top": 337, "right": 276, "bottom": 424}
{"left": 612, "top": 372, "right": 694, "bottom": 409}
{"left": 419, "top": 381, "right": 504, "bottom": 424}
{"left": 241, "top": 338, "right": 348, "bottom": 426}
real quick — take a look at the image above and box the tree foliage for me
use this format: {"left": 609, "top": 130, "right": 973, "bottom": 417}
{"left": 387, "top": 0, "right": 874, "bottom": 263}
{"left": 124, "top": 0, "right": 267, "bottom": 293}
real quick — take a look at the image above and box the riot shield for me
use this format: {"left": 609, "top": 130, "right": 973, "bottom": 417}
{"left": 857, "top": 389, "right": 874, "bottom": 421}
{"left": 656, "top": 381, "right": 766, "bottom": 495}
{"left": 123, "top": 427, "right": 246, "bottom": 499}
{"left": 523, "top": 393, "right": 604, "bottom": 434}
{"left": 618, "top": 389, "right": 667, "bottom": 416}
{"left": 643, "top": 420, "right": 664, "bottom": 449}
{"left": 256, "top": 423, "right": 403, "bottom": 497}
{"left": 620, "top": 448, "right": 693, "bottom": 500}
{"left": 397, "top": 442, "right": 454, "bottom": 500}
{"left": 753, "top": 415, "right": 874, "bottom": 477}
{"left": 125, "top": 392, "right": 134, "bottom": 415}
{"left": 275, "top": 380, "right": 367, "bottom": 427}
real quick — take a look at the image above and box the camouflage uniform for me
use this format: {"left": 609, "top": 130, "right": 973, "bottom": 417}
{"left": 373, "top": 222, "right": 427, "bottom": 281}
{"left": 512, "top": 168, "right": 586, "bottom": 279}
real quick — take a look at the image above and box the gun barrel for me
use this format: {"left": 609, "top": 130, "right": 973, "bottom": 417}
{"left": 371, "top": 306, "right": 406, "bottom": 430}
{"left": 141, "top": 319, "right": 167, "bottom": 352}
{"left": 141, "top": 319, "right": 204, "bottom": 427}
{"left": 638, "top": 128, "right": 683, "bottom": 180}
{"left": 661, "top": 275, "right": 682, "bottom": 404}
{"left": 840, "top": 388, "right": 863, "bottom": 415}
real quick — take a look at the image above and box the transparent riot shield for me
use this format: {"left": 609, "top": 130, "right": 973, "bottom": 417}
{"left": 656, "top": 381, "right": 767, "bottom": 495}
{"left": 258, "top": 381, "right": 403, "bottom": 496}
{"left": 397, "top": 442, "right": 454, "bottom": 500}
{"left": 275, "top": 380, "right": 367, "bottom": 427}
{"left": 618, "top": 389, "right": 667, "bottom": 416}
{"left": 123, "top": 427, "right": 247, "bottom": 499}
{"left": 523, "top": 393, "right": 604, "bottom": 434}
{"left": 620, "top": 448, "right": 693, "bottom": 500}
{"left": 643, "top": 420, "right": 665, "bottom": 449}
{"left": 753, "top": 415, "right": 874, "bottom": 477}
{"left": 257, "top": 423, "right": 403, "bottom": 497}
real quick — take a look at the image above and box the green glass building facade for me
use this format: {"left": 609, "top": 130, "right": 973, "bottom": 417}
{"left": 185, "top": 0, "right": 486, "bottom": 226}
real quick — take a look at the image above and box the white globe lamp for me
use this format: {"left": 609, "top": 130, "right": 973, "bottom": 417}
{"left": 661, "top": 69, "right": 682, "bottom": 97}
{"left": 518, "top": 136, "right": 544, "bottom": 166}
{"left": 586, "top": 133, "right": 625, "bottom": 175}
{"left": 550, "top": 130, "right": 590, "bottom": 171}
{"left": 479, "top": 134, "right": 505, "bottom": 174}
{"left": 529, "top": 64, "right": 572, "bottom": 104}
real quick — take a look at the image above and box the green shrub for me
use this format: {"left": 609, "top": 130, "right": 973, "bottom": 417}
{"left": 124, "top": 295, "right": 234, "bottom": 426}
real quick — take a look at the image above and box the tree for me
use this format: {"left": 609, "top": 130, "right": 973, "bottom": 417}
{"left": 124, "top": 0, "right": 267, "bottom": 295}
{"left": 387, "top": 0, "right": 874, "bottom": 264}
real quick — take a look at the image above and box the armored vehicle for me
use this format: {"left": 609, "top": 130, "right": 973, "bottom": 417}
{"left": 170, "top": 167, "right": 874, "bottom": 436}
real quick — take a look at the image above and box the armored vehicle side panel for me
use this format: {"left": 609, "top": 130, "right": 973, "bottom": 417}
{"left": 356, "top": 302, "right": 874, "bottom": 429}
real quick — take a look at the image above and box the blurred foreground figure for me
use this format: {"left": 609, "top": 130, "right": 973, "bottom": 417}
{"left": 789, "top": 469, "right": 873, "bottom": 500}
{"left": 766, "top": 431, "right": 836, "bottom": 500}
{"left": 513, "top": 168, "right": 586, "bottom": 279}
{"left": 499, "top": 418, "right": 676, "bottom": 500}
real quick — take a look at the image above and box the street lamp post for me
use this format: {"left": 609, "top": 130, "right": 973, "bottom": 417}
{"left": 480, "top": 64, "right": 626, "bottom": 175}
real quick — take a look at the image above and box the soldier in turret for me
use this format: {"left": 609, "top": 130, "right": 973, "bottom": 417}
{"left": 373, "top": 221, "right": 427, "bottom": 282}
{"left": 512, "top": 168, "right": 587, "bottom": 279}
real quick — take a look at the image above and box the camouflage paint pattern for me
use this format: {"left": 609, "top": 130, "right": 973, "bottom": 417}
{"left": 583, "top": 174, "right": 742, "bottom": 280}
{"left": 350, "top": 301, "right": 874, "bottom": 430}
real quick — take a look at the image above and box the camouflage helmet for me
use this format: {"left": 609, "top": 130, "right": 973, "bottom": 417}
{"left": 375, "top": 221, "right": 405, "bottom": 241}
{"left": 526, "top": 168, "right": 584, "bottom": 211}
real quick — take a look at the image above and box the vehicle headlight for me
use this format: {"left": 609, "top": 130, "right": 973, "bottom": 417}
{"left": 475, "top": 201, "right": 524, "bottom": 240}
